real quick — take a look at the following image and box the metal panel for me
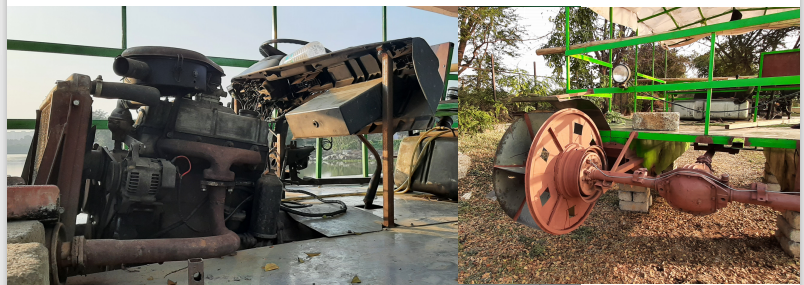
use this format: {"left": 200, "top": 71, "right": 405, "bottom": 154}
{"left": 285, "top": 79, "right": 383, "bottom": 139}
{"left": 286, "top": 204, "right": 383, "bottom": 237}
{"left": 761, "top": 50, "right": 800, "bottom": 78}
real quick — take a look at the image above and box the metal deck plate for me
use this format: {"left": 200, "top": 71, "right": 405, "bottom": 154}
{"left": 66, "top": 223, "right": 458, "bottom": 285}
{"left": 287, "top": 204, "right": 382, "bottom": 237}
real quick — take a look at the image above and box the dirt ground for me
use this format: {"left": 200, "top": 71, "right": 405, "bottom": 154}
{"left": 458, "top": 124, "right": 800, "bottom": 284}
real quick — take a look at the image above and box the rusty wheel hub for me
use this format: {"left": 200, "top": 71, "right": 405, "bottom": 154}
{"left": 493, "top": 108, "right": 606, "bottom": 235}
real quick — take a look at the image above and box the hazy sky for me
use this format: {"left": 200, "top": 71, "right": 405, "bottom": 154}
{"left": 6, "top": 6, "right": 458, "bottom": 119}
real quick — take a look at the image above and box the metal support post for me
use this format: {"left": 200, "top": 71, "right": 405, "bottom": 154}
{"left": 121, "top": 6, "right": 127, "bottom": 49}
{"left": 651, "top": 42, "right": 655, "bottom": 112}
{"left": 665, "top": 49, "right": 668, "bottom": 111}
{"left": 634, "top": 28, "right": 638, "bottom": 114}
{"left": 705, "top": 32, "right": 715, "bottom": 135}
{"left": 565, "top": 7, "right": 570, "bottom": 92}
{"left": 608, "top": 7, "right": 613, "bottom": 112}
{"left": 315, "top": 138, "right": 323, "bottom": 179}
{"left": 380, "top": 49, "right": 395, "bottom": 228}
{"left": 273, "top": 7, "right": 278, "bottom": 48}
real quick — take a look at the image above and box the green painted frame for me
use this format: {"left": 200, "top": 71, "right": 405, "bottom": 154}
{"left": 559, "top": 7, "right": 800, "bottom": 149}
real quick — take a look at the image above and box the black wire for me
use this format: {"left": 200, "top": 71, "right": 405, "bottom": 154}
{"left": 224, "top": 196, "right": 253, "bottom": 222}
{"left": 280, "top": 189, "right": 347, "bottom": 217}
{"left": 148, "top": 195, "right": 209, "bottom": 238}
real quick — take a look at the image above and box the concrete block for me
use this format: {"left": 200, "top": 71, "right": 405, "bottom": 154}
{"left": 7, "top": 220, "right": 46, "bottom": 245}
{"left": 764, "top": 173, "right": 780, "bottom": 184}
{"left": 632, "top": 112, "right": 680, "bottom": 131}
{"left": 784, "top": 211, "right": 800, "bottom": 230}
{"left": 777, "top": 215, "right": 800, "bottom": 242}
{"left": 775, "top": 230, "right": 800, "bottom": 258}
{"left": 7, "top": 242, "right": 50, "bottom": 285}
{"left": 458, "top": 152, "right": 471, "bottom": 180}
{"left": 618, "top": 191, "right": 632, "bottom": 201}
{"left": 619, "top": 201, "right": 649, "bottom": 212}
{"left": 617, "top": 184, "right": 649, "bottom": 193}
{"left": 633, "top": 191, "right": 650, "bottom": 203}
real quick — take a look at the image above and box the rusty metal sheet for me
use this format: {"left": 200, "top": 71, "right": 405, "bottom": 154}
{"left": 762, "top": 51, "right": 800, "bottom": 78}
{"left": 7, "top": 185, "right": 60, "bottom": 221}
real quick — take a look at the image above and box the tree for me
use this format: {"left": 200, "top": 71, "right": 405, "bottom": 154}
{"left": 458, "top": 7, "right": 527, "bottom": 76}
{"left": 692, "top": 28, "right": 800, "bottom": 78}
{"left": 541, "top": 7, "right": 692, "bottom": 115}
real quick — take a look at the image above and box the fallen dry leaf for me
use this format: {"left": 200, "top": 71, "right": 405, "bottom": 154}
{"left": 167, "top": 280, "right": 176, "bottom": 285}
{"left": 306, "top": 252, "right": 321, "bottom": 257}
{"left": 351, "top": 275, "right": 362, "bottom": 283}
{"left": 264, "top": 263, "right": 279, "bottom": 272}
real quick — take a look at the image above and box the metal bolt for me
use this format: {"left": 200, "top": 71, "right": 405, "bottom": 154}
{"left": 73, "top": 100, "right": 80, "bottom": 106}
{"left": 201, "top": 185, "right": 207, "bottom": 192}
{"left": 227, "top": 188, "right": 233, "bottom": 194}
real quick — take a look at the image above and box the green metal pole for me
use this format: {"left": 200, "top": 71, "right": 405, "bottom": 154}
{"left": 665, "top": 49, "right": 668, "bottom": 111}
{"left": 316, "top": 138, "right": 323, "bottom": 179}
{"left": 608, "top": 7, "right": 613, "bottom": 112}
{"left": 634, "top": 28, "right": 638, "bottom": 114}
{"left": 704, "top": 33, "right": 715, "bottom": 135}
{"left": 651, "top": 42, "right": 654, "bottom": 112}
{"left": 565, "top": 7, "right": 570, "bottom": 92}
{"left": 273, "top": 7, "right": 278, "bottom": 48}
{"left": 122, "top": 6, "right": 127, "bottom": 49}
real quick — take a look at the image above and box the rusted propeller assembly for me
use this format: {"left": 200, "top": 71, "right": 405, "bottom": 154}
{"left": 494, "top": 108, "right": 800, "bottom": 235}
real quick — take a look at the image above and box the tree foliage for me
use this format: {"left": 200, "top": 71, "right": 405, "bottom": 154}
{"left": 692, "top": 28, "right": 800, "bottom": 78}
{"left": 541, "top": 7, "right": 694, "bottom": 114}
{"left": 458, "top": 7, "right": 526, "bottom": 76}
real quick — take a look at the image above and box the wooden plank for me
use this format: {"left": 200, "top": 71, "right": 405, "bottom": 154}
{"left": 510, "top": 91, "right": 593, "bottom": 103}
{"left": 725, "top": 118, "right": 800, "bottom": 130}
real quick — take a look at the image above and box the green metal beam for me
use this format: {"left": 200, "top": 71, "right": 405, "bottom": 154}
{"left": 8, "top": 40, "right": 122, "bottom": 58}
{"left": 565, "top": 7, "right": 570, "bottom": 92}
{"left": 578, "top": 75, "right": 799, "bottom": 94}
{"left": 447, "top": 74, "right": 458, "bottom": 81}
{"left": 8, "top": 39, "right": 259, "bottom": 68}
{"left": 566, "top": 10, "right": 800, "bottom": 56}
{"left": 609, "top": 7, "right": 613, "bottom": 112}
{"left": 664, "top": 7, "right": 681, "bottom": 30}
{"left": 704, "top": 33, "right": 715, "bottom": 135}
{"left": 122, "top": 6, "right": 127, "bottom": 49}
{"left": 273, "top": 6, "right": 278, "bottom": 48}
{"left": 600, "top": 130, "right": 798, "bottom": 149}
{"left": 639, "top": 7, "right": 681, "bottom": 23}
{"left": 8, "top": 119, "right": 108, "bottom": 130}
{"left": 569, "top": 54, "right": 611, "bottom": 67}
{"left": 635, "top": 72, "right": 666, "bottom": 83}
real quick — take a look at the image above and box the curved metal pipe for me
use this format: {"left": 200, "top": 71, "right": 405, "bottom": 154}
{"left": 113, "top": 57, "right": 151, "bottom": 79}
{"left": 78, "top": 186, "right": 239, "bottom": 267}
{"left": 358, "top": 135, "right": 382, "bottom": 207}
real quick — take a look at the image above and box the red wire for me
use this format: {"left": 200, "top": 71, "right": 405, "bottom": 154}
{"left": 172, "top": 156, "right": 192, "bottom": 177}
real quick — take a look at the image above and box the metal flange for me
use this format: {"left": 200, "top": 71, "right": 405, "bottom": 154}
{"left": 494, "top": 108, "right": 606, "bottom": 235}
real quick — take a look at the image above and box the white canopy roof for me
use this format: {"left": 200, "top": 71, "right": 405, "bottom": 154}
{"left": 589, "top": 7, "right": 800, "bottom": 48}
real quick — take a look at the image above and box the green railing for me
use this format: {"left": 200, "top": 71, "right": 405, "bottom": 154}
{"left": 7, "top": 6, "right": 460, "bottom": 178}
{"left": 561, "top": 7, "right": 800, "bottom": 149}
